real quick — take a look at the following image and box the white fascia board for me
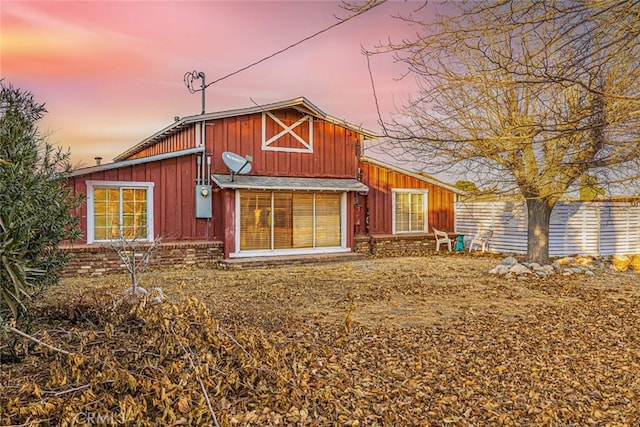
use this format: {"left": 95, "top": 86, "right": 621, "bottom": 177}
{"left": 70, "top": 147, "right": 204, "bottom": 177}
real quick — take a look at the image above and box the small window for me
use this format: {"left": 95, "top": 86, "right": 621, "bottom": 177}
{"left": 392, "top": 189, "right": 428, "bottom": 233}
{"left": 86, "top": 181, "right": 154, "bottom": 243}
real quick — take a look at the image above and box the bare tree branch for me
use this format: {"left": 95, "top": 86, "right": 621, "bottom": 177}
{"left": 368, "top": 0, "right": 640, "bottom": 262}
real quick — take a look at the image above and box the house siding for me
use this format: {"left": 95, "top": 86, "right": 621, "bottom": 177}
{"left": 68, "top": 152, "right": 215, "bottom": 244}
{"left": 128, "top": 127, "right": 197, "bottom": 160}
{"left": 120, "top": 110, "right": 362, "bottom": 179}
{"left": 205, "top": 110, "right": 361, "bottom": 178}
{"left": 359, "top": 161, "right": 457, "bottom": 235}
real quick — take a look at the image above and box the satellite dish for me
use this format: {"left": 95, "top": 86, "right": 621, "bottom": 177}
{"left": 222, "top": 151, "right": 252, "bottom": 181}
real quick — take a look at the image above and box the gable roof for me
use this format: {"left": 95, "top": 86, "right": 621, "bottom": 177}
{"left": 360, "top": 156, "right": 466, "bottom": 195}
{"left": 114, "top": 97, "right": 378, "bottom": 162}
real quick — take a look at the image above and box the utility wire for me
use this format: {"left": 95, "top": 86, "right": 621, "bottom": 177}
{"left": 204, "top": 0, "right": 388, "bottom": 89}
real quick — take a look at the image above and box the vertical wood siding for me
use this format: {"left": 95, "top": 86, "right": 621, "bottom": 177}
{"left": 455, "top": 201, "right": 640, "bottom": 256}
{"left": 118, "top": 109, "right": 362, "bottom": 179}
{"left": 359, "top": 161, "right": 456, "bottom": 235}
{"left": 127, "top": 127, "right": 196, "bottom": 160}
{"left": 206, "top": 110, "right": 360, "bottom": 178}
{"left": 68, "top": 153, "right": 215, "bottom": 244}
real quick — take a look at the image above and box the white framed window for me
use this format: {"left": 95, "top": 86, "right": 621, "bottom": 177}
{"left": 392, "top": 189, "right": 428, "bottom": 234}
{"left": 86, "top": 181, "right": 154, "bottom": 243}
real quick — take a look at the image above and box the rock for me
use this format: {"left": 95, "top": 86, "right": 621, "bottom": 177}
{"left": 489, "top": 265, "right": 510, "bottom": 275}
{"left": 552, "top": 263, "right": 562, "bottom": 271}
{"left": 585, "top": 270, "right": 595, "bottom": 276}
{"left": 571, "top": 267, "right": 584, "bottom": 274}
{"left": 542, "top": 265, "right": 555, "bottom": 274}
{"left": 529, "top": 262, "right": 542, "bottom": 270}
{"left": 122, "top": 286, "right": 149, "bottom": 296}
{"left": 501, "top": 256, "right": 519, "bottom": 267}
{"left": 562, "top": 270, "right": 574, "bottom": 276}
{"left": 505, "top": 272, "right": 514, "bottom": 279}
{"left": 149, "top": 287, "right": 166, "bottom": 304}
{"left": 535, "top": 271, "right": 547, "bottom": 278}
{"left": 122, "top": 286, "right": 165, "bottom": 304}
{"left": 510, "top": 264, "right": 532, "bottom": 275}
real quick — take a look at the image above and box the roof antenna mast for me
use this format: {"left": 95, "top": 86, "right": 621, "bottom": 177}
{"left": 184, "top": 70, "right": 206, "bottom": 114}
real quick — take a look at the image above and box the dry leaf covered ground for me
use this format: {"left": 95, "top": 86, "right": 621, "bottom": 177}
{"left": 2, "top": 253, "right": 639, "bottom": 425}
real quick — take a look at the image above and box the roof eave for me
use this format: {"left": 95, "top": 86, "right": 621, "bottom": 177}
{"left": 70, "top": 147, "right": 204, "bottom": 177}
{"left": 210, "top": 174, "right": 369, "bottom": 193}
{"left": 360, "top": 156, "right": 466, "bottom": 195}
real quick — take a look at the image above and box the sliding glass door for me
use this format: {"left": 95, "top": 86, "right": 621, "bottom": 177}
{"left": 238, "top": 191, "right": 343, "bottom": 252}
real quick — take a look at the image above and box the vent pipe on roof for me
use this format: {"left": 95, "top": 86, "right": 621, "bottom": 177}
{"left": 94, "top": 157, "right": 102, "bottom": 166}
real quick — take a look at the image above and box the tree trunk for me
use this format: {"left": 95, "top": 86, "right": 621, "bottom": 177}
{"left": 526, "top": 198, "right": 555, "bottom": 264}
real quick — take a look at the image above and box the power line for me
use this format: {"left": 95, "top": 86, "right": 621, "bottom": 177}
{"left": 203, "top": 0, "right": 388, "bottom": 89}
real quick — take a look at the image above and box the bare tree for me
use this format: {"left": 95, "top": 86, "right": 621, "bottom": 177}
{"left": 110, "top": 231, "right": 161, "bottom": 294}
{"left": 365, "top": 0, "right": 640, "bottom": 263}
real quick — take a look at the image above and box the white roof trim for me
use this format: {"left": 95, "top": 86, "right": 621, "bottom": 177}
{"left": 360, "top": 156, "right": 465, "bottom": 195}
{"left": 69, "top": 147, "right": 204, "bottom": 177}
{"left": 114, "top": 97, "right": 378, "bottom": 161}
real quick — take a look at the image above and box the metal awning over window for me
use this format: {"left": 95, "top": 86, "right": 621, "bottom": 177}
{"left": 211, "top": 174, "right": 369, "bottom": 193}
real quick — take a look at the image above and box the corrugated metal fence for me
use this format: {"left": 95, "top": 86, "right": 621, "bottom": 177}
{"left": 455, "top": 201, "right": 640, "bottom": 256}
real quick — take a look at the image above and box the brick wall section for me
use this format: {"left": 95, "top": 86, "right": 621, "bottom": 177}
{"left": 354, "top": 234, "right": 437, "bottom": 256}
{"left": 62, "top": 236, "right": 438, "bottom": 277}
{"left": 61, "top": 241, "right": 224, "bottom": 277}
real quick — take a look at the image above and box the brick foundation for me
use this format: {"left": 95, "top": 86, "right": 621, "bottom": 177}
{"left": 354, "top": 234, "right": 437, "bottom": 256}
{"left": 61, "top": 241, "right": 224, "bottom": 277}
{"left": 61, "top": 235, "right": 439, "bottom": 277}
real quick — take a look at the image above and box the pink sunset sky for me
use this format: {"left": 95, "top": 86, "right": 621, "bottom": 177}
{"left": 1, "top": 1, "right": 444, "bottom": 167}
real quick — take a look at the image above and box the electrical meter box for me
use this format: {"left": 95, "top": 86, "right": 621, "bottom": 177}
{"left": 195, "top": 185, "right": 212, "bottom": 218}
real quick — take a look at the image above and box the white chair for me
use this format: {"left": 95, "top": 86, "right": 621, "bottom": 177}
{"left": 469, "top": 229, "right": 493, "bottom": 253}
{"left": 433, "top": 228, "right": 452, "bottom": 252}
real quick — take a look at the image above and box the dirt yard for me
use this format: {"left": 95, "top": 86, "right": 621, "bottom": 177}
{"left": 3, "top": 253, "right": 640, "bottom": 426}
{"left": 52, "top": 253, "right": 640, "bottom": 330}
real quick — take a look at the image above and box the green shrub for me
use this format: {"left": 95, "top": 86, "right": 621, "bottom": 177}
{"left": 0, "top": 81, "right": 82, "bottom": 320}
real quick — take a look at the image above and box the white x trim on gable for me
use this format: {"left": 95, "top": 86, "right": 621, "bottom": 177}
{"left": 261, "top": 111, "right": 313, "bottom": 153}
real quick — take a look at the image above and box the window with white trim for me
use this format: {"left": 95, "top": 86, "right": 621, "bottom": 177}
{"left": 392, "top": 189, "right": 428, "bottom": 233}
{"left": 86, "top": 181, "right": 154, "bottom": 243}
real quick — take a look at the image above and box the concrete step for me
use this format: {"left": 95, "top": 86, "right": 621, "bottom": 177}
{"left": 216, "top": 252, "right": 367, "bottom": 269}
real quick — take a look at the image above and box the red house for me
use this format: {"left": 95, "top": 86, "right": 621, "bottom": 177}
{"left": 66, "top": 98, "right": 462, "bottom": 272}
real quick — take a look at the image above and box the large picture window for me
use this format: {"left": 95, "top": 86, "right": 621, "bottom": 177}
{"left": 86, "top": 181, "right": 154, "bottom": 243}
{"left": 393, "top": 189, "right": 428, "bottom": 233}
{"left": 238, "top": 190, "right": 344, "bottom": 253}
